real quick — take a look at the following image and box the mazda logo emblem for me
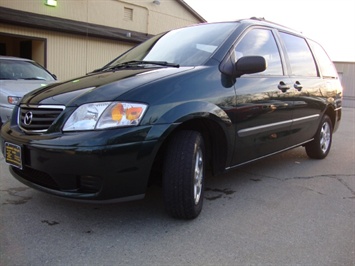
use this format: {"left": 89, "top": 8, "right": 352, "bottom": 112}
{"left": 24, "top": 112, "right": 33, "bottom": 125}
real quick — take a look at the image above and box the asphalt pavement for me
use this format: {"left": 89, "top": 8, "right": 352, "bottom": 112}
{"left": 1, "top": 107, "right": 354, "bottom": 265}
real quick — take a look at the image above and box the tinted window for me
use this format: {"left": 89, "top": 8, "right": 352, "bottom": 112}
{"left": 235, "top": 29, "right": 283, "bottom": 75}
{"left": 279, "top": 32, "right": 317, "bottom": 77}
{"left": 308, "top": 40, "right": 338, "bottom": 78}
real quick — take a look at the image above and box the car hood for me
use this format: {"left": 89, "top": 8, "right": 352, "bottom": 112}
{"left": 0, "top": 80, "right": 56, "bottom": 96}
{"left": 22, "top": 67, "right": 193, "bottom": 106}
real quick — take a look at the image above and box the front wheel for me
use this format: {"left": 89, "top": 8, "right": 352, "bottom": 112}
{"left": 163, "top": 130, "right": 205, "bottom": 219}
{"left": 305, "top": 115, "right": 333, "bottom": 159}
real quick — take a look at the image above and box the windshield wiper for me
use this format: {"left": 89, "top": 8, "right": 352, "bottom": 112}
{"left": 23, "top": 77, "right": 47, "bottom": 80}
{"left": 123, "top": 60, "right": 179, "bottom": 67}
{"left": 96, "top": 60, "right": 180, "bottom": 72}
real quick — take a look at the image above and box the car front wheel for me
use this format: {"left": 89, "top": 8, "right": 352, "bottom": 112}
{"left": 163, "top": 130, "right": 205, "bottom": 219}
{"left": 305, "top": 115, "right": 333, "bottom": 159}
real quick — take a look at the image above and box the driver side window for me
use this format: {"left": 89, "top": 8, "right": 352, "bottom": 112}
{"left": 235, "top": 29, "right": 283, "bottom": 76}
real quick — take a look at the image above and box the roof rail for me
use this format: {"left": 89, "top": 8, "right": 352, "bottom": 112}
{"left": 250, "top": 17, "right": 265, "bottom": 21}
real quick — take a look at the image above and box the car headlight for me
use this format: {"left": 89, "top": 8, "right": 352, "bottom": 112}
{"left": 8, "top": 96, "right": 21, "bottom": 105}
{"left": 63, "top": 102, "right": 148, "bottom": 131}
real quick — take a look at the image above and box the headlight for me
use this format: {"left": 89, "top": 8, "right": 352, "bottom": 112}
{"left": 8, "top": 96, "right": 21, "bottom": 105}
{"left": 63, "top": 102, "right": 148, "bottom": 131}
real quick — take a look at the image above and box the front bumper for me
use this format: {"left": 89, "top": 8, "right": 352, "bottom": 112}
{"left": 1, "top": 123, "right": 163, "bottom": 201}
{"left": 333, "top": 106, "right": 342, "bottom": 133}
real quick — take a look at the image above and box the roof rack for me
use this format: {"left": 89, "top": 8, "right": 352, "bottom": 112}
{"left": 247, "top": 16, "right": 301, "bottom": 34}
{"left": 250, "top": 17, "right": 265, "bottom": 21}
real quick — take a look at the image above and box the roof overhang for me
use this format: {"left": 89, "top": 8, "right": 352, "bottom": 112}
{"left": 177, "top": 0, "right": 207, "bottom": 23}
{"left": 0, "top": 7, "right": 152, "bottom": 43}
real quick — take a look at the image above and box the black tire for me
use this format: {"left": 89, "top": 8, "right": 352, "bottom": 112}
{"left": 305, "top": 115, "right": 333, "bottom": 159}
{"left": 163, "top": 130, "right": 205, "bottom": 219}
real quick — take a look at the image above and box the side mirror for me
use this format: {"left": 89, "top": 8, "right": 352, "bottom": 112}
{"left": 235, "top": 56, "right": 267, "bottom": 77}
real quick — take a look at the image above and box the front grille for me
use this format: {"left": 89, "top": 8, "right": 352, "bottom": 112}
{"left": 19, "top": 105, "right": 65, "bottom": 133}
{"left": 12, "top": 166, "right": 60, "bottom": 190}
{"left": 12, "top": 166, "right": 102, "bottom": 194}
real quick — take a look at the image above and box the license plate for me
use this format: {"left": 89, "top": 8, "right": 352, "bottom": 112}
{"left": 5, "top": 142, "right": 23, "bottom": 169}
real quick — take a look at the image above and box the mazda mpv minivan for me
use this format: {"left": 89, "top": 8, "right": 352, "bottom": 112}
{"left": 1, "top": 18, "right": 342, "bottom": 219}
{"left": 0, "top": 56, "right": 57, "bottom": 127}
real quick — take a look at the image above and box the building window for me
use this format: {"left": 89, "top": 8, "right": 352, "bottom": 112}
{"left": 0, "top": 43, "right": 6, "bottom": 55}
{"left": 124, "top": 7, "right": 133, "bottom": 21}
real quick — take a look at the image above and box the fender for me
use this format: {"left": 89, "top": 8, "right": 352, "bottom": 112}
{"left": 145, "top": 101, "right": 233, "bottom": 142}
{"left": 157, "top": 101, "right": 232, "bottom": 126}
{"left": 145, "top": 101, "right": 235, "bottom": 173}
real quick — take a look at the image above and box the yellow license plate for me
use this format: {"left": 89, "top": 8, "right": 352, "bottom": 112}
{"left": 5, "top": 142, "right": 22, "bottom": 169}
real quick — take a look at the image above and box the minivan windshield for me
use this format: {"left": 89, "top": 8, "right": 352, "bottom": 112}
{"left": 105, "top": 22, "right": 238, "bottom": 68}
{"left": 0, "top": 59, "right": 55, "bottom": 80}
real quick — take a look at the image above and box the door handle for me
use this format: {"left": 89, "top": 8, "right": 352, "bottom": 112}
{"left": 294, "top": 81, "right": 303, "bottom": 91}
{"left": 278, "top": 82, "right": 290, "bottom": 93}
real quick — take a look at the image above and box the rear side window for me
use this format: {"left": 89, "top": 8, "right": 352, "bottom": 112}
{"left": 235, "top": 29, "right": 283, "bottom": 75}
{"left": 279, "top": 32, "right": 317, "bottom": 77}
{"left": 308, "top": 40, "right": 338, "bottom": 78}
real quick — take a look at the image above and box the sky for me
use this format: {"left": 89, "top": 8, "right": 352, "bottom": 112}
{"left": 184, "top": 0, "right": 355, "bottom": 62}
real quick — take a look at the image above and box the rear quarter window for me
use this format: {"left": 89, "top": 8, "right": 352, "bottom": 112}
{"left": 308, "top": 40, "right": 338, "bottom": 78}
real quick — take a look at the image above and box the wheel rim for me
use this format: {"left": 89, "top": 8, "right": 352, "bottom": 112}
{"left": 320, "top": 121, "right": 331, "bottom": 153}
{"left": 194, "top": 147, "right": 203, "bottom": 205}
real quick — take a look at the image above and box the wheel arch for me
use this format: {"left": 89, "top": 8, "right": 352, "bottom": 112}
{"left": 148, "top": 116, "right": 231, "bottom": 186}
{"left": 175, "top": 118, "right": 229, "bottom": 175}
{"left": 323, "top": 104, "right": 336, "bottom": 132}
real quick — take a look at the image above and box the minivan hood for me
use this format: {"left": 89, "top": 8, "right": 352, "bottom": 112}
{"left": 22, "top": 67, "right": 193, "bottom": 106}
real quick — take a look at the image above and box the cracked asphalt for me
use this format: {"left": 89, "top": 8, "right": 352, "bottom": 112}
{"left": 1, "top": 108, "right": 354, "bottom": 265}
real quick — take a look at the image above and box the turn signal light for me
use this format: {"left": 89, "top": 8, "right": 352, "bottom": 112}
{"left": 111, "top": 103, "right": 124, "bottom": 121}
{"left": 126, "top": 107, "right": 143, "bottom": 120}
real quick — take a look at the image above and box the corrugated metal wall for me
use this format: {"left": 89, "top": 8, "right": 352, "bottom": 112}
{"left": 0, "top": 0, "right": 201, "bottom": 35}
{"left": 334, "top": 62, "right": 355, "bottom": 106}
{"left": 1, "top": 23, "right": 133, "bottom": 81}
{"left": 0, "top": 0, "right": 203, "bottom": 81}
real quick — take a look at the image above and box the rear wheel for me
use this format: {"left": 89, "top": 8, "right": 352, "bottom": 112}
{"left": 305, "top": 115, "right": 333, "bottom": 159}
{"left": 163, "top": 130, "right": 205, "bottom": 219}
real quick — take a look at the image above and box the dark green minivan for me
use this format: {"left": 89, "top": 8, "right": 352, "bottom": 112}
{"left": 1, "top": 18, "right": 342, "bottom": 219}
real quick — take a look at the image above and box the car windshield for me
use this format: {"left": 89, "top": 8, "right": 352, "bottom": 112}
{"left": 106, "top": 22, "right": 238, "bottom": 68}
{"left": 0, "top": 59, "right": 55, "bottom": 80}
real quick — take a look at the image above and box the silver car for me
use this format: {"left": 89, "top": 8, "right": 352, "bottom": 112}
{"left": 0, "top": 56, "right": 57, "bottom": 127}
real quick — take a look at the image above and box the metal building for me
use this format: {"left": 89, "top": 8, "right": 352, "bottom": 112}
{"left": 0, "top": 0, "right": 205, "bottom": 81}
{"left": 334, "top": 61, "right": 355, "bottom": 107}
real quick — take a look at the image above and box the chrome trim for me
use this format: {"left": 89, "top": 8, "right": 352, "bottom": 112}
{"left": 237, "top": 114, "right": 320, "bottom": 137}
{"left": 290, "top": 114, "right": 319, "bottom": 125}
{"left": 238, "top": 120, "right": 292, "bottom": 137}
{"left": 19, "top": 104, "right": 66, "bottom": 109}
{"left": 18, "top": 104, "right": 66, "bottom": 133}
